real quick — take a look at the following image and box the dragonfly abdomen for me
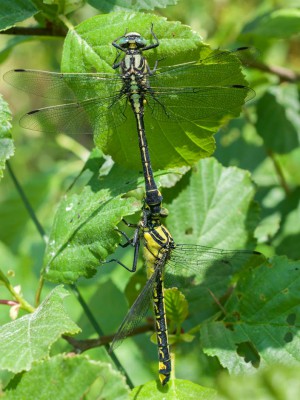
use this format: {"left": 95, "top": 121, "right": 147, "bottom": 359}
{"left": 153, "top": 271, "right": 171, "bottom": 386}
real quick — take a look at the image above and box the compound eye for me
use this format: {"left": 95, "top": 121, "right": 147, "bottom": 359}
{"left": 136, "top": 37, "right": 147, "bottom": 47}
{"left": 118, "top": 37, "right": 129, "bottom": 47}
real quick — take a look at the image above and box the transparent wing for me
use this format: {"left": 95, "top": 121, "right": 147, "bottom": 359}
{"left": 5, "top": 48, "right": 256, "bottom": 132}
{"left": 149, "top": 47, "right": 256, "bottom": 88}
{"left": 165, "top": 244, "right": 265, "bottom": 291}
{"left": 4, "top": 69, "right": 123, "bottom": 101}
{"left": 18, "top": 94, "right": 128, "bottom": 134}
{"left": 144, "top": 47, "right": 255, "bottom": 123}
{"left": 110, "top": 268, "right": 160, "bottom": 352}
{"left": 145, "top": 85, "right": 254, "bottom": 123}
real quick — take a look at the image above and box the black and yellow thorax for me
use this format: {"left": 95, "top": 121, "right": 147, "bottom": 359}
{"left": 141, "top": 213, "right": 175, "bottom": 277}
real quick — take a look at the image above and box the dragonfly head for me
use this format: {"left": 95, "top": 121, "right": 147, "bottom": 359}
{"left": 143, "top": 190, "right": 168, "bottom": 221}
{"left": 144, "top": 190, "right": 163, "bottom": 213}
{"left": 118, "top": 32, "right": 148, "bottom": 49}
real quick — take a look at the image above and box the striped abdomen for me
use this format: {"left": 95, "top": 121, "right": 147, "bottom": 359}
{"left": 153, "top": 269, "right": 171, "bottom": 385}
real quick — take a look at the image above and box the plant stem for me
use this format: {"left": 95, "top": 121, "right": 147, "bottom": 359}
{"left": 170, "top": 351, "right": 175, "bottom": 382}
{"left": 70, "top": 285, "right": 105, "bottom": 336}
{"left": 70, "top": 284, "right": 134, "bottom": 389}
{"left": 35, "top": 276, "right": 45, "bottom": 307}
{"left": 58, "top": 15, "right": 74, "bottom": 31}
{"left": 267, "top": 149, "right": 290, "bottom": 195}
{"left": 6, "top": 161, "right": 48, "bottom": 243}
{"left": 63, "top": 323, "right": 153, "bottom": 351}
{"left": 0, "top": 26, "right": 66, "bottom": 37}
{"left": 2, "top": 279, "right": 35, "bottom": 313}
{"left": 247, "top": 59, "right": 300, "bottom": 83}
{"left": 6, "top": 161, "right": 48, "bottom": 304}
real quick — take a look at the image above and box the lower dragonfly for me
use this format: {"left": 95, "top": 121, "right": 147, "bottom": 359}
{"left": 109, "top": 189, "right": 265, "bottom": 385}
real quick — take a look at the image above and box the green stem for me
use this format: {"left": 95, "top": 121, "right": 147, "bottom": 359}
{"left": 6, "top": 161, "right": 48, "bottom": 243}
{"left": 2, "top": 278, "right": 35, "bottom": 313}
{"left": 6, "top": 161, "right": 48, "bottom": 303}
{"left": 70, "top": 285, "right": 134, "bottom": 389}
{"left": 267, "top": 149, "right": 290, "bottom": 195}
{"left": 58, "top": 15, "right": 74, "bottom": 31}
{"left": 187, "top": 324, "right": 201, "bottom": 335}
{"left": 170, "top": 351, "right": 176, "bottom": 382}
{"left": 35, "top": 276, "right": 45, "bottom": 307}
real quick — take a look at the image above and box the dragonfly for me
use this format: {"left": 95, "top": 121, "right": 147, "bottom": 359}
{"left": 108, "top": 193, "right": 265, "bottom": 385}
{"left": 4, "top": 25, "right": 254, "bottom": 206}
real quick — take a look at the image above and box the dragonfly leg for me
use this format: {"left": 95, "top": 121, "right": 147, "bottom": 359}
{"left": 105, "top": 225, "right": 141, "bottom": 272}
{"left": 112, "top": 28, "right": 128, "bottom": 52}
{"left": 122, "top": 218, "right": 138, "bottom": 228}
{"left": 115, "top": 228, "right": 133, "bottom": 248}
{"left": 147, "top": 88, "right": 170, "bottom": 118}
{"left": 112, "top": 51, "right": 122, "bottom": 69}
{"left": 147, "top": 55, "right": 166, "bottom": 75}
{"left": 150, "top": 57, "right": 166, "bottom": 74}
{"left": 115, "top": 218, "right": 140, "bottom": 247}
{"left": 143, "top": 23, "right": 159, "bottom": 51}
{"left": 104, "top": 258, "right": 136, "bottom": 272}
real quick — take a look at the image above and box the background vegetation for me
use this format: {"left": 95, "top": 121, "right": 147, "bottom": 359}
{"left": 0, "top": 0, "right": 299, "bottom": 399}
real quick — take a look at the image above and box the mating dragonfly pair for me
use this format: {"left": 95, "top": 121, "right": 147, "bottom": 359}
{"left": 5, "top": 25, "right": 263, "bottom": 385}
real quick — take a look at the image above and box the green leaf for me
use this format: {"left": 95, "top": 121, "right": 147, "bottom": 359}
{"left": 130, "top": 378, "right": 217, "bottom": 399}
{"left": 217, "top": 364, "right": 300, "bottom": 400}
{"left": 255, "top": 85, "right": 300, "bottom": 154}
{"left": 61, "top": 12, "right": 250, "bottom": 171}
{"left": 201, "top": 256, "right": 300, "bottom": 374}
{"left": 4, "top": 355, "right": 129, "bottom": 400}
{"left": 44, "top": 0, "right": 85, "bottom": 14}
{"left": 163, "top": 157, "right": 263, "bottom": 317}
{"left": 165, "top": 157, "right": 260, "bottom": 248}
{"left": 43, "top": 150, "right": 141, "bottom": 284}
{"left": 173, "top": 332, "right": 195, "bottom": 343}
{"left": 0, "top": 95, "right": 14, "bottom": 180}
{"left": 88, "top": 0, "right": 177, "bottom": 12}
{"left": 164, "top": 288, "right": 189, "bottom": 325}
{"left": 255, "top": 213, "right": 281, "bottom": 243}
{"left": 0, "top": 0, "right": 37, "bottom": 31}
{"left": 242, "top": 8, "right": 300, "bottom": 39}
{"left": 0, "top": 286, "right": 80, "bottom": 373}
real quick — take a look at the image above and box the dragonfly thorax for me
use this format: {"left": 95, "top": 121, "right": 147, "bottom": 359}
{"left": 143, "top": 223, "right": 174, "bottom": 277}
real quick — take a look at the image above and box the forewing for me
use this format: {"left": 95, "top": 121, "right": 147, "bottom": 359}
{"left": 149, "top": 47, "right": 254, "bottom": 88}
{"left": 4, "top": 69, "right": 122, "bottom": 101}
{"left": 165, "top": 244, "right": 265, "bottom": 292}
{"left": 145, "top": 47, "right": 254, "bottom": 123}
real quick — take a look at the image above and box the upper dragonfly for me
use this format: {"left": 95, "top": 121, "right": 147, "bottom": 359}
{"left": 4, "top": 26, "right": 254, "bottom": 204}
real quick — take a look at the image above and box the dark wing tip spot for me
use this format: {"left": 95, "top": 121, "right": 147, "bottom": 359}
{"left": 231, "top": 84, "right": 247, "bottom": 89}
